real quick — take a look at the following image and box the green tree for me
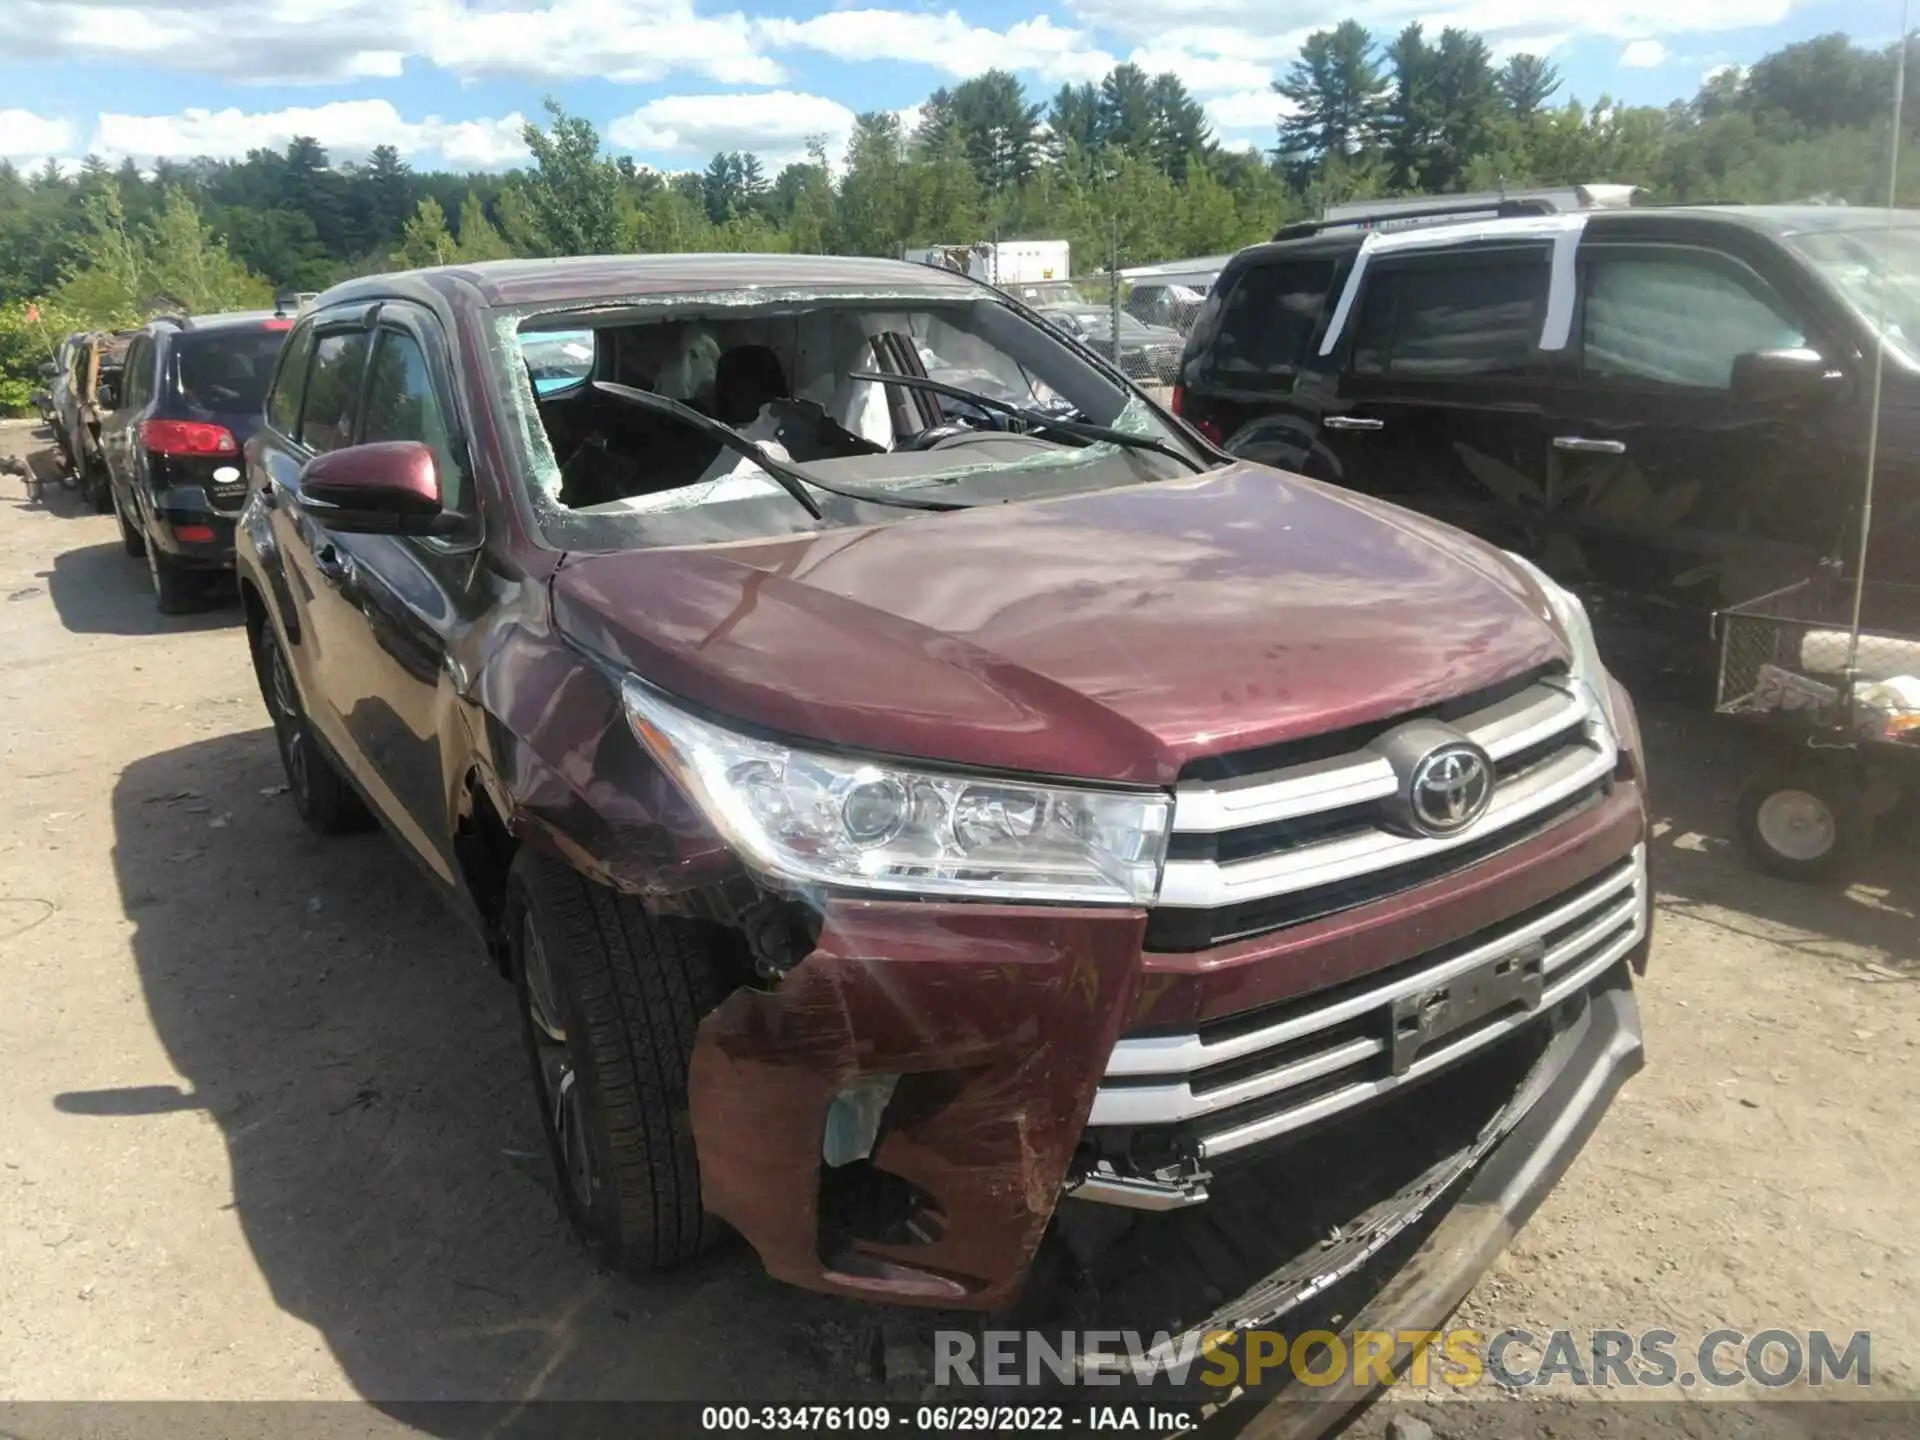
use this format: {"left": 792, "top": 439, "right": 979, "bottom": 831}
{"left": 1499, "top": 54, "right": 1562, "bottom": 122}
{"left": 839, "top": 112, "right": 908, "bottom": 255}
{"left": 1099, "top": 63, "right": 1159, "bottom": 157}
{"left": 391, "top": 196, "right": 457, "bottom": 268}
{"left": 455, "top": 193, "right": 515, "bottom": 261}
{"left": 138, "top": 187, "right": 273, "bottom": 314}
{"left": 950, "top": 70, "right": 1043, "bottom": 192}
{"left": 55, "top": 181, "right": 142, "bottom": 323}
{"left": 1046, "top": 84, "right": 1104, "bottom": 168}
{"left": 1148, "top": 73, "right": 1212, "bottom": 181}
{"left": 1277, "top": 21, "right": 1389, "bottom": 162}
{"left": 515, "top": 98, "right": 625, "bottom": 256}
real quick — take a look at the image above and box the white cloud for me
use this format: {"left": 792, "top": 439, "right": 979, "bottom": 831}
{"left": 1620, "top": 38, "right": 1670, "bottom": 67}
{"left": 1206, "top": 89, "right": 1287, "bottom": 134}
{"left": 0, "top": 109, "right": 78, "bottom": 162}
{"left": 1065, "top": 0, "right": 1788, "bottom": 52}
{"left": 90, "top": 101, "right": 530, "bottom": 169}
{"left": 760, "top": 11, "right": 1113, "bottom": 85}
{"left": 609, "top": 91, "right": 857, "bottom": 169}
{"left": 0, "top": 0, "right": 779, "bottom": 86}
{"left": 425, "top": 0, "right": 780, "bottom": 85}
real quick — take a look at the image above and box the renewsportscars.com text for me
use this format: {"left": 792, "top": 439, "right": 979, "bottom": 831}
{"left": 933, "top": 1327, "right": 1872, "bottom": 1390}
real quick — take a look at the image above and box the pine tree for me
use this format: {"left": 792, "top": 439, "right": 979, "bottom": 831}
{"left": 1099, "top": 64, "right": 1158, "bottom": 157}
{"left": 1499, "top": 54, "right": 1563, "bottom": 123}
{"left": 949, "top": 70, "right": 1042, "bottom": 192}
{"left": 1148, "top": 73, "right": 1212, "bottom": 181}
{"left": 1276, "top": 21, "right": 1388, "bottom": 162}
{"left": 455, "top": 193, "right": 514, "bottom": 261}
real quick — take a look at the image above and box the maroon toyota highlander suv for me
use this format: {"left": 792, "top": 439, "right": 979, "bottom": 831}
{"left": 235, "top": 254, "right": 1649, "bottom": 1400}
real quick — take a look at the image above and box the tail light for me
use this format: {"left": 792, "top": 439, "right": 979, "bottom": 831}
{"left": 1172, "top": 388, "right": 1224, "bottom": 446}
{"left": 140, "top": 420, "right": 238, "bottom": 456}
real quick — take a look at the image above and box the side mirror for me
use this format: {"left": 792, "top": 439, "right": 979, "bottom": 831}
{"left": 96, "top": 383, "right": 117, "bottom": 409}
{"left": 298, "top": 441, "right": 448, "bottom": 536}
{"left": 37, "top": 361, "right": 57, "bottom": 379}
{"left": 29, "top": 391, "right": 49, "bottom": 410}
{"left": 1731, "top": 347, "right": 1841, "bottom": 406}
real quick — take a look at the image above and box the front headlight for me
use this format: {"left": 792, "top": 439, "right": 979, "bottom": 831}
{"left": 1503, "top": 552, "right": 1620, "bottom": 737}
{"left": 622, "top": 679, "right": 1172, "bottom": 904}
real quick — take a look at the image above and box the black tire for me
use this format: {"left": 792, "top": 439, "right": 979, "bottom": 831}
{"left": 1736, "top": 760, "right": 1865, "bottom": 882}
{"left": 117, "top": 502, "right": 145, "bottom": 557}
{"left": 85, "top": 460, "right": 113, "bottom": 514}
{"left": 148, "top": 542, "right": 199, "bottom": 615}
{"left": 252, "top": 619, "right": 372, "bottom": 834}
{"left": 506, "top": 849, "right": 724, "bottom": 1271}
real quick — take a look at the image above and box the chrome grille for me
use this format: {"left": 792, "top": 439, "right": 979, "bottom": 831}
{"left": 1148, "top": 677, "right": 1614, "bottom": 949}
{"left": 1088, "top": 844, "right": 1646, "bottom": 1169}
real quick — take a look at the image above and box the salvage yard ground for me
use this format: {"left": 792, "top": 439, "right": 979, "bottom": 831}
{"left": 0, "top": 416, "right": 1914, "bottom": 1436}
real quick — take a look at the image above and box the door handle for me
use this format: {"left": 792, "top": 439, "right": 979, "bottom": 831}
{"left": 1324, "top": 416, "right": 1384, "bottom": 431}
{"left": 313, "top": 542, "right": 352, "bottom": 583}
{"left": 1553, "top": 436, "right": 1627, "bottom": 454}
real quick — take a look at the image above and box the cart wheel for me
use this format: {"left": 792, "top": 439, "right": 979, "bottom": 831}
{"left": 1736, "top": 762, "right": 1865, "bottom": 881}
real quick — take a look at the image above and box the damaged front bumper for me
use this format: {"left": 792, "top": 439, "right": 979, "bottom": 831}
{"left": 686, "top": 779, "right": 1648, "bottom": 1311}
{"left": 1194, "top": 967, "right": 1644, "bottom": 1438}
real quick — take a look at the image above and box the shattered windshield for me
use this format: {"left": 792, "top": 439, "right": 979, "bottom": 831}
{"left": 491, "top": 290, "right": 1202, "bottom": 550}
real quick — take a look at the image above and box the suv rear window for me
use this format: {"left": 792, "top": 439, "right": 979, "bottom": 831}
{"left": 174, "top": 329, "right": 289, "bottom": 415}
{"left": 1205, "top": 260, "right": 1337, "bottom": 385}
{"left": 1350, "top": 251, "right": 1548, "bottom": 379}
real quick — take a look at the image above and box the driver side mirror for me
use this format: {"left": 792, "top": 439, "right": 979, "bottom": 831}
{"left": 97, "top": 383, "right": 117, "bottom": 409}
{"left": 38, "top": 361, "right": 57, "bottom": 379}
{"left": 1731, "top": 347, "right": 1842, "bottom": 406}
{"left": 299, "top": 441, "right": 449, "bottom": 536}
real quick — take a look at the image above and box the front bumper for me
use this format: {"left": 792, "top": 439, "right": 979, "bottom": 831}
{"left": 1201, "top": 970, "right": 1644, "bottom": 1437}
{"left": 687, "top": 775, "right": 1647, "bottom": 1309}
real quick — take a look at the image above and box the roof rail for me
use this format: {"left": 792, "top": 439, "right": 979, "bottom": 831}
{"left": 1271, "top": 183, "right": 1645, "bottom": 243}
{"left": 1272, "top": 196, "right": 1560, "bottom": 243}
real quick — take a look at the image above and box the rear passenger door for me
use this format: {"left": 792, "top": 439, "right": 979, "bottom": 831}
{"left": 1317, "top": 243, "right": 1556, "bottom": 551}
{"left": 1547, "top": 242, "right": 1837, "bottom": 610}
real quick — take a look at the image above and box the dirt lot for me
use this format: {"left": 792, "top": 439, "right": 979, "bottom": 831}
{"left": 0, "top": 416, "right": 1915, "bottom": 1436}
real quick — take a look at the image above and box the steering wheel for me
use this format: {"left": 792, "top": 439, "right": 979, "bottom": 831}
{"left": 899, "top": 421, "right": 982, "bottom": 452}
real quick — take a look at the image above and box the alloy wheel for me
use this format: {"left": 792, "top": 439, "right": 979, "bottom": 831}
{"left": 522, "top": 916, "right": 594, "bottom": 1211}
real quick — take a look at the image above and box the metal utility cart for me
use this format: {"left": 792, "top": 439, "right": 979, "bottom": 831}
{"left": 1716, "top": 572, "right": 1920, "bottom": 877}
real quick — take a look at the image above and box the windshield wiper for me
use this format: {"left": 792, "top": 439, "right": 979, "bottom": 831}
{"left": 590, "top": 382, "right": 966, "bottom": 515}
{"left": 847, "top": 371, "right": 1210, "bottom": 474}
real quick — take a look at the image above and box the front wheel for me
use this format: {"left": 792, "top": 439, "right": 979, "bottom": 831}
{"left": 252, "top": 620, "right": 371, "bottom": 834}
{"left": 506, "top": 850, "right": 725, "bottom": 1272}
{"left": 1737, "top": 760, "right": 1865, "bottom": 881}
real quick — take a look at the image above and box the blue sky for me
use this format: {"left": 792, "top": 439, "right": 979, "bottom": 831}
{"left": 0, "top": 0, "right": 1908, "bottom": 177}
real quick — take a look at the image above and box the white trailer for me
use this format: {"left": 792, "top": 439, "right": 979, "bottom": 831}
{"left": 903, "top": 240, "right": 1070, "bottom": 286}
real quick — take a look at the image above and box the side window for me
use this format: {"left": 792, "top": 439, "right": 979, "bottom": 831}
{"left": 1350, "top": 251, "right": 1549, "bottom": 379}
{"left": 266, "top": 323, "right": 315, "bottom": 437}
{"left": 122, "top": 338, "right": 154, "bottom": 410}
{"left": 299, "top": 329, "right": 371, "bottom": 454}
{"left": 360, "top": 328, "right": 465, "bottom": 510}
{"left": 1581, "top": 254, "right": 1806, "bottom": 390}
{"left": 1206, "top": 260, "right": 1337, "bottom": 384}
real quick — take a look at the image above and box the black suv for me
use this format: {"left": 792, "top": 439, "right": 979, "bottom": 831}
{"left": 100, "top": 311, "right": 291, "bottom": 612}
{"left": 1174, "top": 203, "right": 1920, "bottom": 632}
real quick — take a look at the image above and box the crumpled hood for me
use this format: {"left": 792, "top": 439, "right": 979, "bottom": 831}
{"left": 551, "top": 464, "right": 1567, "bottom": 785}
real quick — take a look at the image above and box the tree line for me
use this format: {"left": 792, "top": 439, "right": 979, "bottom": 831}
{"left": 2, "top": 29, "right": 1918, "bottom": 410}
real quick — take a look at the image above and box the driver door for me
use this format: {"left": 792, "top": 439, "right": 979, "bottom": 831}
{"left": 1544, "top": 242, "right": 1839, "bottom": 611}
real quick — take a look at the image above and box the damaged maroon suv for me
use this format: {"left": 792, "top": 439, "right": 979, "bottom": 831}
{"left": 236, "top": 255, "right": 1649, "bottom": 1370}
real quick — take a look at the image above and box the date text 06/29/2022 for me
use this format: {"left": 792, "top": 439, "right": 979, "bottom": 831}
{"left": 700, "top": 1405, "right": 1196, "bottom": 1432}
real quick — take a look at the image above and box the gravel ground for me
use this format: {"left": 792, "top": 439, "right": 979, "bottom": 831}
{"left": 0, "top": 417, "right": 1913, "bottom": 1438}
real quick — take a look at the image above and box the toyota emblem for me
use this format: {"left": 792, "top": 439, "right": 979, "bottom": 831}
{"left": 1408, "top": 744, "right": 1493, "bottom": 836}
